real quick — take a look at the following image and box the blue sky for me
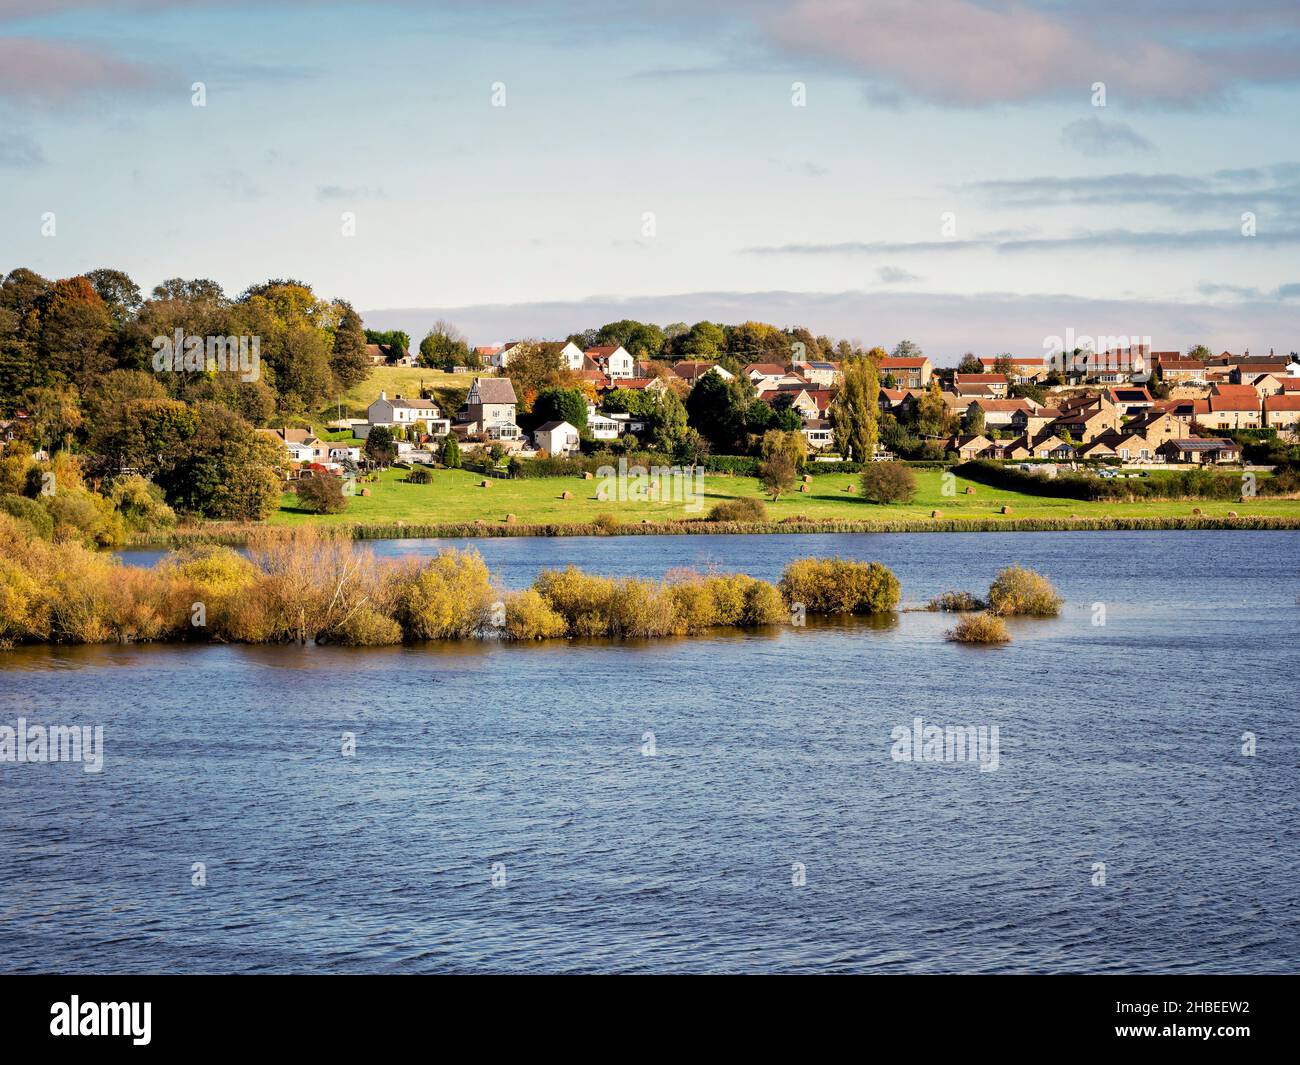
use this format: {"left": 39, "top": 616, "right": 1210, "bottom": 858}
{"left": 2, "top": 1, "right": 1298, "bottom": 360}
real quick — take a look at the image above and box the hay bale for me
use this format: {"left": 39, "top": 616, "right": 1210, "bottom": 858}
{"left": 1227, "top": 510, "right": 1238, "bottom": 518}
{"left": 1192, "top": 507, "right": 1202, "bottom": 516}
{"left": 1000, "top": 505, "right": 1012, "bottom": 514}
{"left": 561, "top": 490, "right": 572, "bottom": 499}
{"left": 480, "top": 479, "right": 492, "bottom": 488}
{"left": 965, "top": 486, "right": 976, "bottom": 495}
{"left": 803, "top": 474, "right": 813, "bottom": 483}
{"left": 583, "top": 471, "right": 594, "bottom": 480}
{"left": 844, "top": 483, "right": 855, "bottom": 492}
{"left": 931, "top": 509, "right": 942, "bottom": 518}
{"left": 799, "top": 483, "right": 809, "bottom": 493}
{"left": 505, "top": 513, "right": 517, "bottom": 524}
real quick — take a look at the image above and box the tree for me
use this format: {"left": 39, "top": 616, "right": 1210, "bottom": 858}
{"left": 419, "top": 320, "right": 471, "bottom": 371}
{"left": 760, "top": 428, "right": 808, "bottom": 472}
{"left": 1188, "top": 344, "right": 1213, "bottom": 361}
{"left": 759, "top": 453, "right": 796, "bottom": 501}
{"left": 37, "top": 276, "right": 113, "bottom": 385}
{"left": 892, "top": 339, "right": 923, "bottom": 359}
{"left": 992, "top": 354, "right": 1016, "bottom": 378}
{"left": 957, "top": 352, "right": 983, "bottom": 374}
{"left": 500, "top": 341, "right": 568, "bottom": 412}
{"left": 296, "top": 473, "right": 348, "bottom": 514}
{"left": 860, "top": 461, "right": 917, "bottom": 504}
{"left": 963, "top": 406, "right": 986, "bottom": 435}
{"left": 330, "top": 301, "right": 372, "bottom": 389}
{"left": 532, "top": 387, "right": 588, "bottom": 432}
{"left": 828, "top": 355, "right": 879, "bottom": 462}
{"left": 364, "top": 425, "right": 397, "bottom": 468}
{"left": 157, "top": 403, "right": 283, "bottom": 520}
{"left": 916, "top": 379, "right": 951, "bottom": 438}
{"left": 440, "top": 433, "right": 462, "bottom": 468}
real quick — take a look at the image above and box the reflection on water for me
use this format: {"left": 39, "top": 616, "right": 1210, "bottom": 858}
{"left": 3, "top": 529, "right": 1298, "bottom": 974}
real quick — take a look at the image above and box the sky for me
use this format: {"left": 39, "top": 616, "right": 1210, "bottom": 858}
{"left": 2, "top": 0, "right": 1298, "bottom": 362}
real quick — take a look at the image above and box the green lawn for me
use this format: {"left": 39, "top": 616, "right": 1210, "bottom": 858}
{"left": 317, "top": 365, "right": 483, "bottom": 422}
{"left": 271, "top": 467, "right": 1300, "bottom": 528}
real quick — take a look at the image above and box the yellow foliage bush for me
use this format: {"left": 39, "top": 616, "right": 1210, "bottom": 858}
{"left": 986, "top": 566, "right": 1062, "bottom": 617}
{"left": 502, "top": 589, "right": 567, "bottom": 640}
{"left": 779, "top": 557, "right": 900, "bottom": 614}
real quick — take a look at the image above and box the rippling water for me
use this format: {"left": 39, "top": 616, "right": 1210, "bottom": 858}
{"left": 3, "top": 531, "right": 1297, "bottom": 973}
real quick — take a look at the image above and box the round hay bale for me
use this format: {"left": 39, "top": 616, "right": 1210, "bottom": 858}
{"left": 505, "top": 513, "right": 517, "bottom": 524}
{"left": 561, "top": 490, "right": 572, "bottom": 499}
{"left": 965, "top": 486, "right": 976, "bottom": 495}
{"left": 359, "top": 487, "right": 370, "bottom": 497}
{"left": 931, "top": 509, "right": 942, "bottom": 518}
{"left": 1070, "top": 513, "right": 1080, "bottom": 519}
{"left": 1192, "top": 507, "right": 1202, "bottom": 516}
{"left": 583, "top": 471, "right": 594, "bottom": 480}
{"left": 1000, "top": 505, "right": 1012, "bottom": 514}
{"left": 803, "top": 474, "right": 813, "bottom": 483}
{"left": 844, "top": 484, "right": 855, "bottom": 492}
{"left": 799, "top": 483, "right": 809, "bottom": 493}
{"left": 1227, "top": 510, "right": 1238, "bottom": 518}
{"left": 480, "top": 479, "right": 492, "bottom": 488}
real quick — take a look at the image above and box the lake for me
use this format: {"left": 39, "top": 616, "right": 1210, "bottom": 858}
{"left": 2, "top": 530, "right": 1297, "bottom": 973}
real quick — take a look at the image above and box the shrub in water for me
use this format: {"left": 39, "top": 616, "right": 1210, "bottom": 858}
{"left": 502, "top": 589, "right": 568, "bottom": 640}
{"left": 946, "top": 613, "right": 1010, "bottom": 644}
{"left": 926, "top": 590, "right": 986, "bottom": 612}
{"left": 394, "top": 547, "right": 495, "bottom": 639}
{"left": 987, "top": 565, "right": 1062, "bottom": 617}
{"left": 779, "top": 557, "right": 900, "bottom": 614}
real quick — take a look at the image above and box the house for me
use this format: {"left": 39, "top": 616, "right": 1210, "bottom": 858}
{"left": 965, "top": 398, "right": 1032, "bottom": 430}
{"left": 978, "top": 356, "right": 1047, "bottom": 382}
{"left": 1263, "top": 393, "right": 1300, "bottom": 435}
{"left": 673, "top": 361, "right": 733, "bottom": 384}
{"left": 258, "top": 426, "right": 328, "bottom": 465}
{"left": 457, "top": 377, "right": 522, "bottom": 442}
{"left": 878, "top": 356, "right": 932, "bottom": 389}
{"left": 1158, "top": 438, "right": 1240, "bottom": 464}
{"left": 1155, "top": 356, "right": 1208, "bottom": 384}
{"left": 1105, "top": 386, "right": 1155, "bottom": 416}
{"left": 534, "top": 420, "right": 580, "bottom": 456}
{"left": 1201, "top": 385, "right": 1261, "bottom": 430}
{"left": 1050, "top": 406, "right": 1120, "bottom": 444}
{"left": 587, "top": 405, "right": 649, "bottom": 440}
{"left": 953, "top": 373, "right": 1010, "bottom": 397}
{"left": 1121, "top": 410, "right": 1182, "bottom": 449}
{"left": 877, "top": 388, "right": 916, "bottom": 416}
{"left": 1233, "top": 358, "right": 1290, "bottom": 384}
{"left": 743, "top": 362, "right": 788, "bottom": 384}
{"left": 362, "top": 392, "right": 448, "bottom": 440}
{"left": 585, "top": 345, "right": 635, "bottom": 379}
{"left": 800, "top": 419, "right": 835, "bottom": 450}
{"left": 1029, "top": 434, "right": 1076, "bottom": 460}
{"left": 951, "top": 434, "right": 993, "bottom": 460}
{"left": 794, "top": 361, "right": 841, "bottom": 388}
{"left": 1009, "top": 406, "right": 1061, "bottom": 439}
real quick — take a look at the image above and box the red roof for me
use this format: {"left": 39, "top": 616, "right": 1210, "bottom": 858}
{"left": 879, "top": 357, "right": 929, "bottom": 368}
{"left": 1263, "top": 394, "right": 1300, "bottom": 411}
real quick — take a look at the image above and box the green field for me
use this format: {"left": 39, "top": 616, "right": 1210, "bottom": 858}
{"left": 317, "top": 365, "right": 483, "bottom": 422}
{"left": 270, "top": 467, "right": 1300, "bottom": 529}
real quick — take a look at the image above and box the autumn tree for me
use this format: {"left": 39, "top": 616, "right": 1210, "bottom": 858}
{"left": 829, "top": 355, "right": 880, "bottom": 462}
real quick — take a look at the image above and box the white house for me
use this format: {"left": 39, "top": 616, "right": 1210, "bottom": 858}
{"left": 585, "top": 345, "right": 635, "bottom": 379}
{"left": 360, "top": 392, "right": 450, "bottom": 439}
{"left": 534, "top": 420, "right": 580, "bottom": 456}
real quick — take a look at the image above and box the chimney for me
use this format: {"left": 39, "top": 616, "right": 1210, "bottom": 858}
{"left": 380, "top": 390, "right": 386, "bottom": 400}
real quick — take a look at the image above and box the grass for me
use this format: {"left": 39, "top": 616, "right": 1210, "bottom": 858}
{"left": 316, "top": 365, "right": 484, "bottom": 422}
{"left": 266, "top": 466, "right": 1300, "bottom": 530}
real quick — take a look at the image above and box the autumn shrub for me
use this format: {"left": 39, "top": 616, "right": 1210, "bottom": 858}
{"left": 0, "top": 494, "right": 54, "bottom": 540}
{"left": 406, "top": 467, "right": 433, "bottom": 485}
{"left": 860, "top": 461, "right": 917, "bottom": 504}
{"left": 593, "top": 512, "right": 620, "bottom": 534}
{"left": 107, "top": 475, "right": 177, "bottom": 532}
{"left": 946, "top": 613, "right": 1010, "bottom": 644}
{"left": 707, "top": 497, "right": 767, "bottom": 522}
{"left": 295, "top": 474, "right": 348, "bottom": 514}
{"left": 779, "top": 557, "right": 900, "bottom": 614}
{"left": 986, "top": 565, "right": 1062, "bottom": 617}
{"left": 502, "top": 589, "right": 567, "bottom": 640}
{"left": 44, "top": 487, "right": 126, "bottom": 548}
{"left": 393, "top": 547, "right": 495, "bottom": 639}
{"left": 926, "top": 590, "right": 986, "bottom": 612}
{"left": 533, "top": 566, "right": 617, "bottom": 636}
{"left": 740, "top": 579, "right": 787, "bottom": 625}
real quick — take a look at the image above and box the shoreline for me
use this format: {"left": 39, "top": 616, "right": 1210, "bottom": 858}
{"left": 128, "top": 513, "right": 1300, "bottom": 547}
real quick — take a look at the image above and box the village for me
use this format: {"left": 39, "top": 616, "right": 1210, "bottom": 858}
{"left": 258, "top": 339, "right": 1300, "bottom": 480}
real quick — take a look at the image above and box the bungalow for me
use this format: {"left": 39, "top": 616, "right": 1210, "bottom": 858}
{"left": 1158, "top": 438, "right": 1240, "bottom": 464}
{"left": 585, "top": 345, "right": 635, "bottom": 379}
{"left": 1263, "top": 393, "right": 1300, "bottom": 435}
{"left": 953, "top": 373, "right": 1010, "bottom": 397}
{"left": 878, "top": 356, "right": 932, "bottom": 389}
{"left": 1029, "top": 434, "right": 1076, "bottom": 461}
{"left": 951, "top": 434, "right": 993, "bottom": 460}
{"left": 801, "top": 419, "right": 835, "bottom": 450}
{"left": 534, "top": 420, "right": 580, "bottom": 456}
{"left": 258, "top": 427, "right": 328, "bottom": 465}
{"left": 966, "top": 397, "right": 1033, "bottom": 430}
